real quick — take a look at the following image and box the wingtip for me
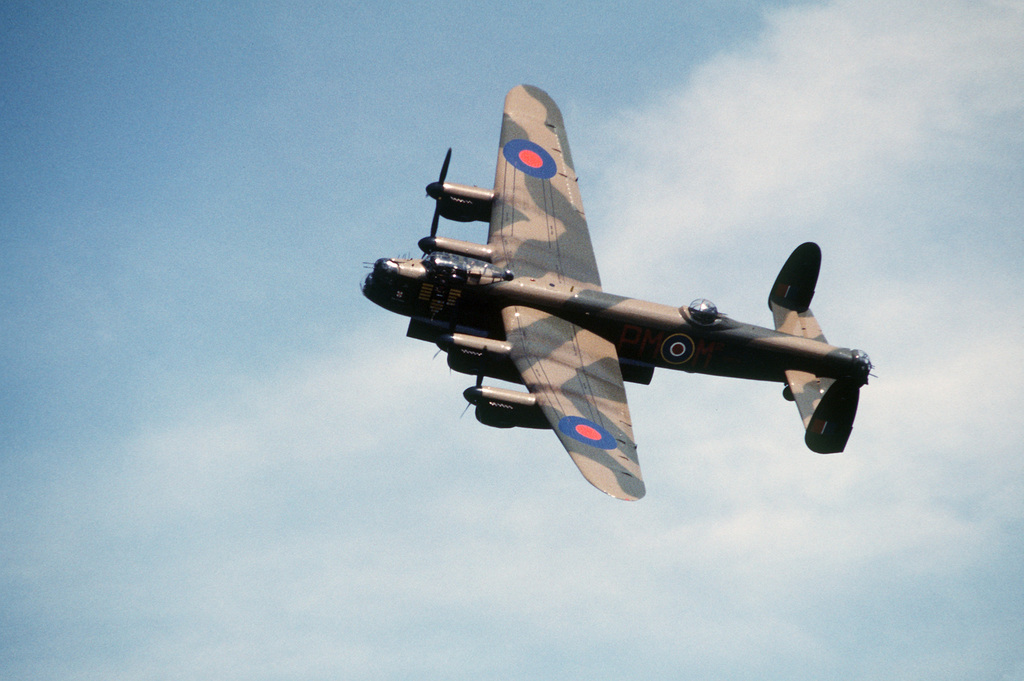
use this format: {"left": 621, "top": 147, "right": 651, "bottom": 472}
{"left": 605, "top": 474, "right": 646, "bottom": 501}
{"left": 567, "top": 451, "right": 646, "bottom": 500}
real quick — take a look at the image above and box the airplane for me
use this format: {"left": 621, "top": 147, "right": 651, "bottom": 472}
{"left": 362, "top": 84, "right": 872, "bottom": 500}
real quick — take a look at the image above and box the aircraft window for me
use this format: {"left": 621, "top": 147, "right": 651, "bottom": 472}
{"left": 689, "top": 298, "right": 718, "bottom": 324}
{"left": 424, "top": 252, "right": 513, "bottom": 285}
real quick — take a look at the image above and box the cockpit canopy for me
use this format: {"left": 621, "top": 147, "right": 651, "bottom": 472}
{"left": 688, "top": 298, "right": 719, "bottom": 325}
{"left": 422, "top": 251, "right": 513, "bottom": 285}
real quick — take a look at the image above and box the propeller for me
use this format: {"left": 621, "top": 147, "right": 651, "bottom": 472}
{"left": 436, "top": 304, "right": 460, "bottom": 364}
{"left": 460, "top": 362, "right": 485, "bottom": 420}
{"left": 425, "top": 148, "right": 452, "bottom": 238}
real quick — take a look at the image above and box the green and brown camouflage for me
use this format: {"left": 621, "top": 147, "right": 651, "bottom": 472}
{"left": 362, "top": 85, "right": 871, "bottom": 500}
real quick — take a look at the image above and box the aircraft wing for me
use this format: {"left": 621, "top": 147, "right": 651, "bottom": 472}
{"left": 488, "top": 85, "right": 602, "bottom": 290}
{"left": 502, "top": 305, "right": 645, "bottom": 500}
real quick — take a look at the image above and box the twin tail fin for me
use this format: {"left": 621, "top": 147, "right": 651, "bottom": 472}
{"left": 770, "top": 242, "right": 859, "bottom": 453}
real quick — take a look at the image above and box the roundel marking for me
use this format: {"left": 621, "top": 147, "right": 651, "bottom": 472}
{"left": 558, "top": 415, "right": 617, "bottom": 449}
{"left": 661, "top": 333, "right": 695, "bottom": 364}
{"left": 502, "top": 139, "right": 557, "bottom": 179}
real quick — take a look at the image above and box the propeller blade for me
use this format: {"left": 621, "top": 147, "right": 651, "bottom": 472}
{"left": 463, "top": 349, "right": 484, "bottom": 420}
{"left": 426, "top": 148, "right": 452, "bottom": 238}
{"left": 425, "top": 148, "right": 452, "bottom": 199}
{"left": 439, "top": 147, "right": 451, "bottom": 184}
{"left": 430, "top": 202, "right": 440, "bottom": 237}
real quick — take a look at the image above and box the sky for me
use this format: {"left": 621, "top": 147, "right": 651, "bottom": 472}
{"left": 2, "top": 1, "right": 1023, "bottom": 679}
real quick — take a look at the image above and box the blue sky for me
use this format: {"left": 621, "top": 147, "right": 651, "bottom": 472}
{"left": 3, "top": 1, "right": 1023, "bottom": 679}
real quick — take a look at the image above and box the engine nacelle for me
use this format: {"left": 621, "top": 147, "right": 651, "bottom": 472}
{"left": 463, "top": 385, "right": 547, "bottom": 429}
{"left": 427, "top": 182, "right": 495, "bottom": 223}
{"left": 418, "top": 236, "right": 495, "bottom": 262}
{"left": 437, "top": 333, "right": 522, "bottom": 383}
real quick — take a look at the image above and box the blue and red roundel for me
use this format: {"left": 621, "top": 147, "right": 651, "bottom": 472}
{"left": 502, "top": 139, "right": 557, "bottom": 179}
{"left": 660, "top": 333, "right": 695, "bottom": 365}
{"left": 558, "top": 415, "right": 617, "bottom": 449}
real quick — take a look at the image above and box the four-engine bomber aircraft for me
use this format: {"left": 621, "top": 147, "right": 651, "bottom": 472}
{"left": 363, "top": 85, "right": 871, "bottom": 500}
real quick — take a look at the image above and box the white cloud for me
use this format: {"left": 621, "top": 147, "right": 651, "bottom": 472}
{"left": 590, "top": 0, "right": 1024, "bottom": 288}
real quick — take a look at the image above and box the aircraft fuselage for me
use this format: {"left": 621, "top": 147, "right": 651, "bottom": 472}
{"left": 362, "top": 255, "right": 871, "bottom": 387}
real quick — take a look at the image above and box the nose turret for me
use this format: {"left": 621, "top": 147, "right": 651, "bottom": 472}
{"left": 361, "top": 257, "right": 429, "bottom": 313}
{"left": 374, "top": 257, "right": 400, "bottom": 278}
{"left": 361, "top": 258, "right": 396, "bottom": 297}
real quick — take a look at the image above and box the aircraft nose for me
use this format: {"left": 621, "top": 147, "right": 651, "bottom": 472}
{"left": 373, "top": 258, "right": 399, "bottom": 277}
{"left": 363, "top": 258, "right": 399, "bottom": 298}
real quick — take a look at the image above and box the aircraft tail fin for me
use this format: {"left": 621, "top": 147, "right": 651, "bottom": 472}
{"left": 803, "top": 378, "right": 860, "bottom": 453}
{"left": 783, "top": 371, "right": 859, "bottom": 453}
{"left": 771, "top": 243, "right": 859, "bottom": 453}
{"left": 768, "top": 242, "right": 826, "bottom": 342}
